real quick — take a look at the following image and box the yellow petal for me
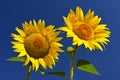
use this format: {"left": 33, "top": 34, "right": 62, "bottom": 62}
{"left": 11, "top": 33, "right": 24, "bottom": 42}
{"left": 95, "top": 38, "right": 110, "bottom": 43}
{"left": 12, "top": 43, "right": 24, "bottom": 48}
{"left": 89, "top": 16, "right": 101, "bottom": 28}
{"left": 13, "top": 47, "right": 25, "bottom": 52}
{"left": 33, "top": 20, "right": 37, "bottom": 29}
{"left": 15, "top": 27, "right": 26, "bottom": 37}
{"left": 73, "top": 35, "right": 83, "bottom": 46}
{"left": 51, "top": 42, "right": 63, "bottom": 47}
{"left": 43, "top": 25, "right": 54, "bottom": 35}
{"left": 47, "top": 32, "right": 60, "bottom": 39}
{"left": 83, "top": 41, "right": 94, "bottom": 51}
{"left": 22, "top": 23, "right": 32, "bottom": 34}
{"left": 58, "top": 27, "right": 69, "bottom": 32}
{"left": 85, "top": 10, "right": 94, "bottom": 23}
{"left": 49, "top": 50, "right": 59, "bottom": 59}
{"left": 48, "top": 55, "right": 55, "bottom": 66}
{"left": 44, "top": 56, "right": 53, "bottom": 69}
{"left": 95, "top": 34, "right": 110, "bottom": 38}
{"left": 87, "top": 41, "right": 95, "bottom": 51}
{"left": 30, "top": 58, "right": 35, "bottom": 70}
{"left": 34, "top": 59, "right": 39, "bottom": 71}
{"left": 94, "top": 24, "right": 107, "bottom": 30}
{"left": 17, "top": 51, "right": 26, "bottom": 57}
{"left": 38, "top": 20, "right": 45, "bottom": 32}
{"left": 22, "top": 22, "right": 28, "bottom": 32}
{"left": 76, "top": 6, "right": 84, "bottom": 21}
{"left": 39, "top": 58, "right": 46, "bottom": 69}
{"left": 93, "top": 42, "right": 103, "bottom": 51}
{"left": 63, "top": 17, "right": 72, "bottom": 29}
{"left": 50, "top": 37, "right": 62, "bottom": 42}
{"left": 23, "top": 54, "right": 30, "bottom": 66}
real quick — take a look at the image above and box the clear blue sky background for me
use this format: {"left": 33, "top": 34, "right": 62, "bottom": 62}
{"left": 0, "top": 0, "right": 120, "bottom": 80}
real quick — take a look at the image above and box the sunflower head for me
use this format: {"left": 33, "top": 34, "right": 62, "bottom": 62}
{"left": 11, "top": 20, "right": 63, "bottom": 71}
{"left": 59, "top": 6, "right": 110, "bottom": 51}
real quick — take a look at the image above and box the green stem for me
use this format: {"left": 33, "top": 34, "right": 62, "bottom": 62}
{"left": 26, "top": 65, "right": 32, "bottom": 80}
{"left": 69, "top": 45, "right": 78, "bottom": 80}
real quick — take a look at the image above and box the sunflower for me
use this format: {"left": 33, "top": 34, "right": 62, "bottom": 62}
{"left": 11, "top": 20, "right": 63, "bottom": 71}
{"left": 59, "top": 6, "right": 110, "bottom": 51}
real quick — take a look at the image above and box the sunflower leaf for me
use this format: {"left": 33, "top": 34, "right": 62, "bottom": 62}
{"left": 76, "top": 59, "right": 100, "bottom": 76}
{"left": 38, "top": 68, "right": 66, "bottom": 78}
{"left": 6, "top": 57, "right": 26, "bottom": 62}
{"left": 46, "top": 71, "right": 66, "bottom": 78}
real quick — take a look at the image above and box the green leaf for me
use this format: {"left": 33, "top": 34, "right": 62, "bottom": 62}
{"left": 6, "top": 57, "right": 26, "bottom": 62}
{"left": 38, "top": 68, "right": 66, "bottom": 79}
{"left": 76, "top": 59, "right": 100, "bottom": 76}
{"left": 46, "top": 71, "right": 66, "bottom": 78}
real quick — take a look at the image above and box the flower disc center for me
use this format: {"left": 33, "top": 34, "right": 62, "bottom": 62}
{"left": 24, "top": 33, "right": 49, "bottom": 59}
{"left": 73, "top": 24, "right": 94, "bottom": 40}
{"left": 33, "top": 37, "right": 42, "bottom": 49}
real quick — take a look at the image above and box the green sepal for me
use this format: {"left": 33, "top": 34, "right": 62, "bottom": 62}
{"left": 76, "top": 59, "right": 100, "bottom": 76}
{"left": 54, "top": 58, "right": 59, "bottom": 62}
{"left": 39, "top": 68, "right": 46, "bottom": 74}
{"left": 6, "top": 57, "right": 26, "bottom": 62}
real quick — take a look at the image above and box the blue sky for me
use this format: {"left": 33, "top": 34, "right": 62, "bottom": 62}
{"left": 0, "top": 0, "right": 120, "bottom": 80}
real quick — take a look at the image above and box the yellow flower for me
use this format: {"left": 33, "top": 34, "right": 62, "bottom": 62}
{"left": 59, "top": 6, "right": 110, "bottom": 51}
{"left": 11, "top": 20, "right": 63, "bottom": 71}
